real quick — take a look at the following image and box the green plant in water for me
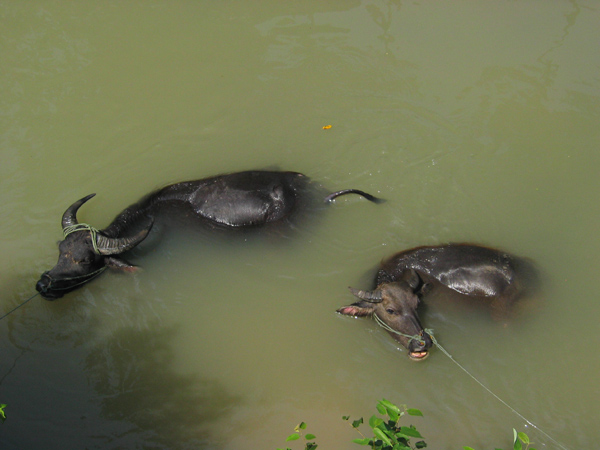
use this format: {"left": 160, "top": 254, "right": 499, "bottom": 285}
{"left": 0, "top": 404, "right": 6, "bottom": 423}
{"left": 277, "top": 400, "right": 539, "bottom": 450}
{"left": 510, "top": 429, "right": 536, "bottom": 450}
{"left": 343, "top": 399, "right": 426, "bottom": 450}
{"left": 278, "top": 421, "right": 317, "bottom": 450}
{"left": 464, "top": 428, "right": 536, "bottom": 450}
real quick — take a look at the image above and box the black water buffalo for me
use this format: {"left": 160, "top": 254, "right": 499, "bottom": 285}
{"left": 36, "top": 170, "right": 381, "bottom": 300}
{"left": 337, "top": 244, "right": 538, "bottom": 361}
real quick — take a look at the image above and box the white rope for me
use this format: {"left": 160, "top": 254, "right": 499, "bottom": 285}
{"left": 372, "top": 315, "right": 570, "bottom": 450}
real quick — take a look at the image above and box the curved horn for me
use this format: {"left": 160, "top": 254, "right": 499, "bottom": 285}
{"left": 95, "top": 219, "right": 154, "bottom": 255}
{"left": 61, "top": 194, "right": 97, "bottom": 229}
{"left": 349, "top": 287, "right": 383, "bottom": 303}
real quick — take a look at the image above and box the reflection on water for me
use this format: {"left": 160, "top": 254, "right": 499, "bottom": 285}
{"left": 1, "top": 1, "right": 599, "bottom": 449}
{"left": 86, "top": 323, "right": 239, "bottom": 449}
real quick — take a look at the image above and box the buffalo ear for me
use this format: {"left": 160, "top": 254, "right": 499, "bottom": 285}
{"left": 336, "top": 302, "right": 373, "bottom": 317}
{"left": 105, "top": 256, "right": 141, "bottom": 273}
{"left": 403, "top": 269, "right": 422, "bottom": 291}
{"left": 419, "top": 282, "right": 433, "bottom": 296}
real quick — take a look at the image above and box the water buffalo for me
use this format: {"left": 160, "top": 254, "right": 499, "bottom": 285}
{"left": 36, "top": 170, "right": 381, "bottom": 300}
{"left": 337, "top": 244, "right": 538, "bottom": 361}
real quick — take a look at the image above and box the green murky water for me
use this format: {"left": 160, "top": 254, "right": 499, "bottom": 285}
{"left": 2, "top": 1, "right": 599, "bottom": 449}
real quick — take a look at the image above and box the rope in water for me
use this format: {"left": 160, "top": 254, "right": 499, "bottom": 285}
{"left": 373, "top": 314, "right": 570, "bottom": 450}
{"left": 0, "top": 292, "right": 39, "bottom": 321}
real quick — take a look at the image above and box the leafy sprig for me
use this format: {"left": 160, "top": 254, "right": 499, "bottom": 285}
{"left": 277, "top": 400, "right": 539, "bottom": 450}
{"left": 278, "top": 421, "right": 317, "bottom": 450}
{"left": 343, "top": 399, "right": 426, "bottom": 450}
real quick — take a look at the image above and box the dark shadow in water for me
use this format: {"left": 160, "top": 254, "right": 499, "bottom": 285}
{"left": 84, "top": 322, "right": 240, "bottom": 449}
{"left": 1, "top": 271, "right": 241, "bottom": 450}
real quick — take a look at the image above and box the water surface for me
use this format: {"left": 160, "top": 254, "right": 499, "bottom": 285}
{"left": 1, "top": 1, "right": 599, "bottom": 449}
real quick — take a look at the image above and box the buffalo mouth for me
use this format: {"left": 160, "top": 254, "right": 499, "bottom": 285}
{"left": 38, "top": 290, "right": 64, "bottom": 300}
{"left": 36, "top": 274, "right": 66, "bottom": 300}
{"left": 36, "top": 285, "right": 65, "bottom": 300}
{"left": 409, "top": 350, "right": 429, "bottom": 361}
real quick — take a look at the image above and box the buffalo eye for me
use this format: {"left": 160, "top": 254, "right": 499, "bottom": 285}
{"left": 385, "top": 308, "right": 396, "bottom": 315}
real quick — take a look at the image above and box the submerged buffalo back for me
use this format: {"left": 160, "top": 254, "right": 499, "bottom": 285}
{"left": 377, "top": 243, "right": 540, "bottom": 321}
{"left": 379, "top": 244, "right": 522, "bottom": 297}
{"left": 186, "top": 171, "right": 304, "bottom": 227}
{"left": 116, "top": 171, "right": 307, "bottom": 229}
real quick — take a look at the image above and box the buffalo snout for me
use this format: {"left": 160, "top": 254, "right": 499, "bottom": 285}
{"left": 407, "top": 330, "right": 433, "bottom": 361}
{"left": 338, "top": 281, "right": 434, "bottom": 360}
{"left": 35, "top": 272, "right": 63, "bottom": 300}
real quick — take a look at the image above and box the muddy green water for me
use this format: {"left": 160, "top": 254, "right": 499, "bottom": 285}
{"left": 1, "top": 1, "right": 599, "bottom": 449}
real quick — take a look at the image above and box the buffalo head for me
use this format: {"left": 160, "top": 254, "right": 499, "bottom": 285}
{"left": 36, "top": 194, "right": 152, "bottom": 300}
{"left": 337, "top": 275, "right": 433, "bottom": 360}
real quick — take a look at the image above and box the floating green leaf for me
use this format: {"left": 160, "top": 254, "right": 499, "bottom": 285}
{"left": 352, "top": 438, "right": 372, "bottom": 446}
{"left": 305, "top": 434, "right": 316, "bottom": 440}
{"left": 387, "top": 410, "right": 400, "bottom": 422}
{"left": 379, "top": 399, "right": 401, "bottom": 415}
{"left": 398, "top": 426, "right": 422, "bottom": 438}
{"left": 286, "top": 433, "right": 300, "bottom": 442}
{"left": 407, "top": 408, "right": 423, "bottom": 417}
{"left": 0, "top": 404, "right": 6, "bottom": 423}
{"left": 294, "top": 422, "right": 307, "bottom": 432}
{"left": 352, "top": 417, "right": 364, "bottom": 428}
{"left": 369, "top": 414, "right": 384, "bottom": 429}
{"left": 378, "top": 399, "right": 400, "bottom": 422}
{"left": 393, "top": 444, "right": 412, "bottom": 450}
{"left": 373, "top": 427, "right": 393, "bottom": 447}
{"left": 517, "top": 432, "right": 530, "bottom": 444}
{"left": 513, "top": 428, "right": 523, "bottom": 450}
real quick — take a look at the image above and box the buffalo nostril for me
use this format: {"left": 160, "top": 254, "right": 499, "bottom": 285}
{"left": 422, "top": 333, "right": 433, "bottom": 350}
{"left": 410, "top": 334, "right": 432, "bottom": 352}
{"left": 36, "top": 273, "right": 53, "bottom": 293}
{"left": 35, "top": 279, "right": 48, "bottom": 293}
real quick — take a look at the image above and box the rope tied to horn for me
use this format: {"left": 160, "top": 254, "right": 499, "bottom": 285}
{"left": 62, "top": 223, "right": 102, "bottom": 255}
